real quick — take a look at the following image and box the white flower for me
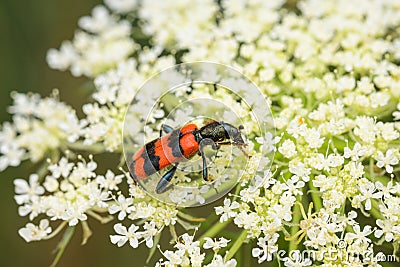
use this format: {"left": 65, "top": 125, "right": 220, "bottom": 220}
{"left": 252, "top": 170, "right": 276, "bottom": 189}
{"left": 234, "top": 211, "right": 259, "bottom": 229}
{"left": 62, "top": 203, "right": 88, "bottom": 226}
{"left": 255, "top": 132, "right": 281, "bottom": 152}
{"left": 354, "top": 116, "right": 378, "bottom": 144}
{"left": 345, "top": 225, "right": 373, "bottom": 246}
{"left": 326, "top": 154, "right": 344, "bottom": 168}
{"left": 375, "top": 180, "right": 397, "bottom": 198}
{"left": 205, "top": 254, "right": 237, "bottom": 267}
{"left": 142, "top": 221, "right": 158, "bottom": 248}
{"left": 168, "top": 188, "right": 189, "bottom": 205}
{"left": 252, "top": 233, "right": 279, "bottom": 263}
{"left": 4, "top": 92, "right": 79, "bottom": 164}
{"left": 59, "top": 113, "right": 87, "bottom": 143}
{"left": 282, "top": 176, "right": 305, "bottom": 196}
{"left": 18, "top": 196, "right": 41, "bottom": 220}
{"left": 310, "top": 153, "right": 343, "bottom": 172}
{"left": 278, "top": 139, "right": 297, "bottom": 159}
{"left": 215, "top": 198, "right": 240, "bottom": 222}
{"left": 303, "top": 229, "right": 329, "bottom": 249}
{"left": 87, "top": 184, "right": 109, "bottom": 208}
{"left": 43, "top": 176, "right": 59, "bottom": 192}
{"left": 96, "top": 170, "right": 123, "bottom": 190}
{"left": 162, "top": 249, "right": 185, "bottom": 266}
{"left": 139, "top": 0, "right": 218, "bottom": 48}
{"left": 110, "top": 223, "right": 141, "bottom": 248}
{"left": 357, "top": 181, "right": 383, "bottom": 210}
{"left": 377, "top": 122, "right": 399, "bottom": 141}
{"left": 18, "top": 219, "right": 52, "bottom": 242}
{"left": 203, "top": 237, "right": 230, "bottom": 251}
{"left": 174, "top": 233, "right": 199, "bottom": 254}
{"left": 375, "top": 219, "right": 396, "bottom": 242}
{"left": 344, "top": 143, "right": 366, "bottom": 161}
{"left": 303, "top": 128, "right": 324, "bottom": 149}
{"left": 108, "top": 195, "right": 134, "bottom": 220}
{"left": 14, "top": 174, "right": 45, "bottom": 205}
{"left": 47, "top": 6, "right": 135, "bottom": 77}
{"left": 0, "top": 122, "right": 16, "bottom": 146}
{"left": 46, "top": 41, "right": 77, "bottom": 71}
{"left": 375, "top": 149, "right": 399, "bottom": 173}
{"left": 289, "top": 162, "right": 311, "bottom": 182}
{"left": 69, "top": 159, "right": 97, "bottom": 186}
{"left": 0, "top": 143, "right": 25, "bottom": 171}
{"left": 393, "top": 103, "right": 400, "bottom": 120}
{"left": 105, "top": 0, "right": 137, "bottom": 13}
{"left": 48, "top": 157, "right": 74, "bottom": 178}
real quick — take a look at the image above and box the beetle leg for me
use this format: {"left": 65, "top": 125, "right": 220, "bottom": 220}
{"left": 211, "top": 142, "right": 218, "bottom": 150}
{"left": 160, "top": 124, "right": 174, "bottom": 137}
{"left": 216, "top": 141, "right": 231, "bottom": 145}
{"left": 199, "top": 143, "right": 210, "bottom": 182}
{"left": 156, "top": 164, "right": 178, "bottom": 194}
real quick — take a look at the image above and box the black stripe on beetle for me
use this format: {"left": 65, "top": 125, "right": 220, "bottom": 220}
{"left": 168, "top": 129, "right": 185, "bottom": 159}
{"left": 142, "top": 141, "right": 160, "bottom": 175}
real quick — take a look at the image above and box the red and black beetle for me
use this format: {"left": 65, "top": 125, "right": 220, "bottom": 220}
{"left": 128, "top": 121, "right": 248, "bottom": 194}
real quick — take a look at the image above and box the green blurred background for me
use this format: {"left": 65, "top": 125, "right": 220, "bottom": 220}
{"left": 0, "top": 1, "right": 155, "bottom": 266}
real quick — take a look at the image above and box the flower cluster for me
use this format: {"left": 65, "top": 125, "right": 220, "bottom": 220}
{"left": 0, "top": 91, "right": 81, "bottom": 171}
{"left": 2, "top": 0, "right": 400, "bottom": 266}
{"left": 47, "top": 5, "right": 136, "bottom": 77}
{"left": 156, "top": 232, "right": 236, "bottom": 267}
{"left": 15, "top": 156, "right": 122, "bottom": 242}
{"left": 108, "top": 177, "right": 179, "bottom": 250}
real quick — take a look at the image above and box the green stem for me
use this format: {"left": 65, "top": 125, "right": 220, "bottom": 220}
{"left": 370, "top": 200, "right": 384, "bottom": 220}
{"left": 201, "top": 213, "right": 219, "bottom": 229}
{"left": 50, "top": 226, "right": 75, "bottom": 267}
{"left": 242, "top": 240, "right": 252, "bottom": 267}
{"left": 87, "top": 210, "right": 113, "bottom": 224}
{"left": 177, "top": 218, "right": 200, "bottom": 231}
{"left": 306, "top": 92, "right": 313, "bottom": 111}
{"left": 43, "top": 221, "right": 67, "bottom": 240}
{"left": 232, "top": 183, "right": 242, "bottom": 201}
{"left": 146, "top": 232, "right": 162, "bottom": 264}
{"left": 177, "top": 211, "right": 206, "bottom": 222}
{"left": 348, "top": 130, "right": 358, "bottom": 143}
{"left": 236, "top": 244, "right": 242, "bottom": 266}
{"left": 289, "top": 199, "right": 301, "bottom": 252}
{"left": 81, "top": 221, "right": 92, "bottom": 245}
{"left": 369, "top": 158, "right": 375, "bottom": 181}
{"left": 169, "top": 224, "right": 178, "bottom": 242}
{"left": 199, "top": 218, "right": 232, "bottom": 245}
{"left": 226, "top": 230, "right": 248, "bottom": 260}
{"left": 308, "top": 179, "right": 323, "bottom": 211}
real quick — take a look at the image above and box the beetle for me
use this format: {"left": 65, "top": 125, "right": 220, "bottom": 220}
{"left": 128, "top": 121, "right": 248, "bottom": 194}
